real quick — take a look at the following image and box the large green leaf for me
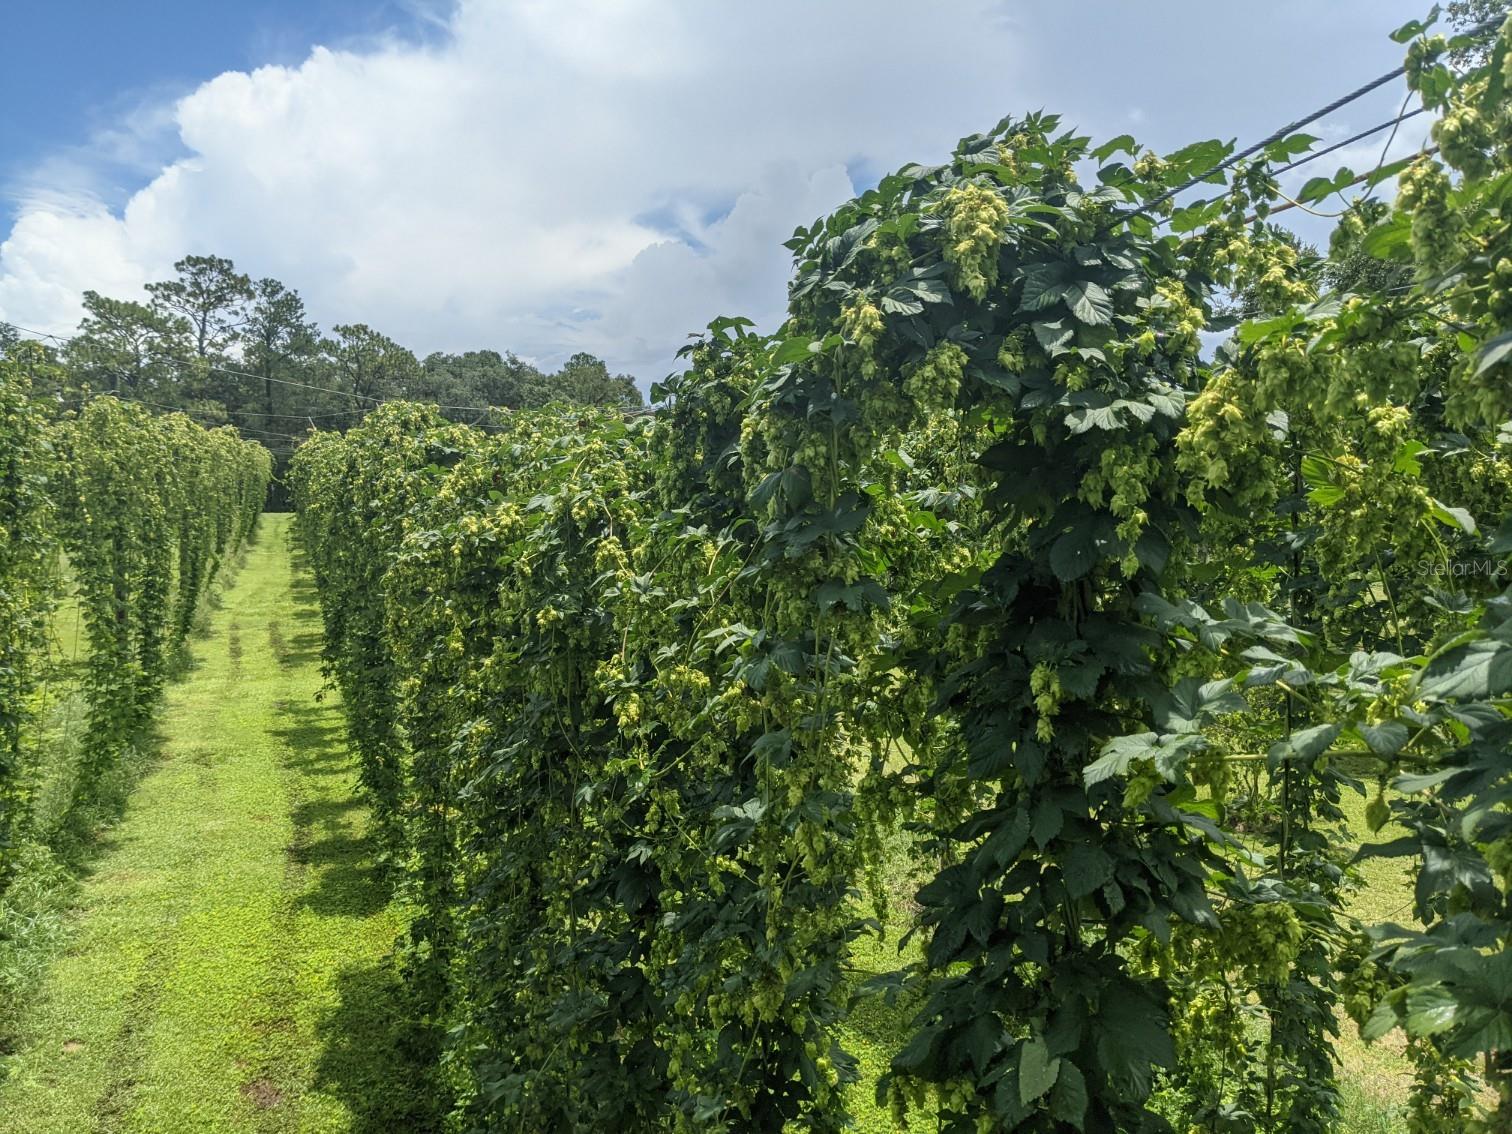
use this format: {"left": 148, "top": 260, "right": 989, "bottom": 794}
{"left": 771, "top": 337, "right": 818, "bottom": 366}
{"left": 1065, "top": 400, "right": 1122, "bottom": 434}
{"left": 1033, "top": 318, "right": 1074, "bottom": 356}
{"left": 1161, "top": 137, "right": 1232, "bottom": 180}
{"left": 1091, "top": 134, "right": 1137, "bottom": 162}
{"left": 1263, "top": 132, "right": 1319, "bottom": 161}
{"left": 1419, "top": 635, "right": 1512, "bottom": 700}
{"left": 1049, "top": 524, "right": 1100, "bottom": 581}
{"left": 1047, "top": 1059, "right": 1088, "bottom": 1127}
{"left": 1018, "top": 261, "right": 1074, "bottom": 312}
{"left": 1405, "top": 984, "right": 1460, "bottom": 1036}
{"left": 1474, "top": 330, "right": 1512, "bottom": 377}
{"left": 1018, "top": 1037, "right": 1060, "bottom": 1105}
{"left": 1061, "top": 842, "right": 1115, "bottom": 899}
{"left": 1085, "top": 730, "right": 1207, "bottom": 786}
{"left": 1361, "top": 214, "right": 1412, "bottom": 260}
{"left": 1490, "top": 513, "right": 1512, "bottom": 554}
{"left": 891, "top": 1026, "right": 945, "bottom": 1077}
{"left": 962, "top": 1013, "right": 1001, "bottom": 1076}
{"left": 1153, "top": 676, "right": 1245, "bottom": 732}
{"left": 1359, "top": 720, "right": 1410, "bottom": 757}
{"left": 1402, "top": 951, "right": 1512, "bottom": 1059}
{"left": 1362, "top": 994, "right": 1404, "bottom": 1041}
{"left": 1430, "top": 499, "right": 1477, "bottom": 534}
{"left": 1065, "top": 281, "right": 1113, "bottom": 326}
{"left": 1094, "top": 981, "right": 1173, "bottom": 1095}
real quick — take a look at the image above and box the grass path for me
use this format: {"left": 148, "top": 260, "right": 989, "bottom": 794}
{"left": 0, "top": 515, "right": 430, "bottom": 1134}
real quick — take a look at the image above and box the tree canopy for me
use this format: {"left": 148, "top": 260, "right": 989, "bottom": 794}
{"left": 1, "top": 255, "right": 643, "bottom": 484}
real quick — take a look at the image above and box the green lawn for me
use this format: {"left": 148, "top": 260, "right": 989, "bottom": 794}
{"left": 0, "top": 514, "right": 433, "bottom": 1133}
{"left": 1334, "top": 780, "right": 1419, "bottom": 1131}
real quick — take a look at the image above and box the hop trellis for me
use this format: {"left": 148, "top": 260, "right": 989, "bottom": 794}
{"left": 288, "top": 14, "right": 1512, "bottom": 1133}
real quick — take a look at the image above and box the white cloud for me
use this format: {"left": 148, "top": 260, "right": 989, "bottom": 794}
{"left": 0, "top": 0, "right": 1030, "bottom": 380}
{"left": 0, "top": 0, "right": 1437, "bottom": 382}
{"left": 1272, "top": 108, "right": 1437, "bottom": 250}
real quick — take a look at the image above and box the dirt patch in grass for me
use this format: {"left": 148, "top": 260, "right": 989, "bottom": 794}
{"left": 240, "top": 1077, "right": 284, "bottom": 1109}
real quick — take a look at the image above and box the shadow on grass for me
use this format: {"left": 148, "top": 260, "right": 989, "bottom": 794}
{"left": 286, "top": 799, "right": 389, "bottom": 920}
{"left": 1, "top": 713, "right": 180, "bottom": 1059}
{"left": 288, "top": 577, "right": 320, "bottom": 603}
{"left": 280, "top": 631, "right": 325, "bottom": 669}
{"left": 165, "top": 641, "right": 205, "bottom": 681}
{"left": 270, "top": 694, "right": 390, "bottom": 920}
{"left": 269, "top": 700, "right": 347, "bottom": 779}
{"left": 280, "top": 524, "right": 441, "bottom": 1125}
{"left": 312, "top": 960, "right": 446, "bottom": 1133}
{"left": 48, "top": 722, "right": 170, "bottom": 873}
{"left": 282, "top": 536, "right": 328, "bottom": 664}
{"left": 839, "top": 953, "right": 922, "bottom": 1058}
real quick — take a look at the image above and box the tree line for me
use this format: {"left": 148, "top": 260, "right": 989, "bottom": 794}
{"left": 0, "top": 254, "right": 642, "bottom": 477}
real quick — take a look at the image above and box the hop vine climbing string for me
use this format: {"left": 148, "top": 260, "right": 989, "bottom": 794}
{"left": 0, "top": 343, "right": 271, "bottom": 872}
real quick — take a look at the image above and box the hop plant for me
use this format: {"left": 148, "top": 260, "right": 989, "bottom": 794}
{"left": 1030, "top": 662, "right": 1062, "bottom": 742}
{"left": 1222, "top": 901, "right": 1307, "bottom": 986}
{"left": 1133, "top": 150, "right": 1167, "bottom": 180}
{"left": 1152, "top": 280, "right": 1208, "bottom": 355}
{"left": 840, "top": 297, "right": 886, "bottom": 376}
{"left": 904, "top": 341, "right": 967, "bottom": 408}
{"left": 1177, "top": 367, "right": 1279, "bottom": 513}
{"left": 1433, "top": 102, "right": 1494, "bottom": 178}
{"left": 840, "top": 297, "right": 884, "bottom": 351}
{"left": 1398, "top": 159, "right": 1463, "bottom": 277}
{"left": 933, "top": 183, "right": 1010, "bottom": 301}
{"left": 1404, "top": 35, "right": 1450, "bottom": 103}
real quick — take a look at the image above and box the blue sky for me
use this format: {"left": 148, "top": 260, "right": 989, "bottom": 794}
{"left": 0, "top": 1, "right": 1439, "bottom": 380}
{"left": 1, "top": 1, "right": 444, "bottom": 219}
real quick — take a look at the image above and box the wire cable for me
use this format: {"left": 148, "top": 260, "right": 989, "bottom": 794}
{"left": 50, "top": 390, "right": 306, "bottom": 441}
{"left": 1356, "top": 92, "right": 1418, "bottom": 208}
{"left": 1127, "top": 62, "right": 1412, "bottom": 222}
{"left": 1272, "top": 106, "right": 1426, "bottom": 179}
{"left": 1252, "top": 144, "right": 1439, "bottom": 221}
{"left": 1143, "top": 106, "right": 1430, "bottom": 232}
{"left": 1128, "top": 14, "right": 1503, "bottom": 225}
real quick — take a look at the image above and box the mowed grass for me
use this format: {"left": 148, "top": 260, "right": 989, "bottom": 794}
{"left": 0, "top": 514, "right": 435, "bottom": 1134}
{"left": 1334, "top": 778, "right": 1420, "bottom": 1132}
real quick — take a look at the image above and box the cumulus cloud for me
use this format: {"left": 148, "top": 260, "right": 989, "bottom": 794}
{"left": 0, "top": 0, "right": 1432, "bottom": 382}
{"left": 0, "top": 0, "right": 1032, "bottom": 380}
